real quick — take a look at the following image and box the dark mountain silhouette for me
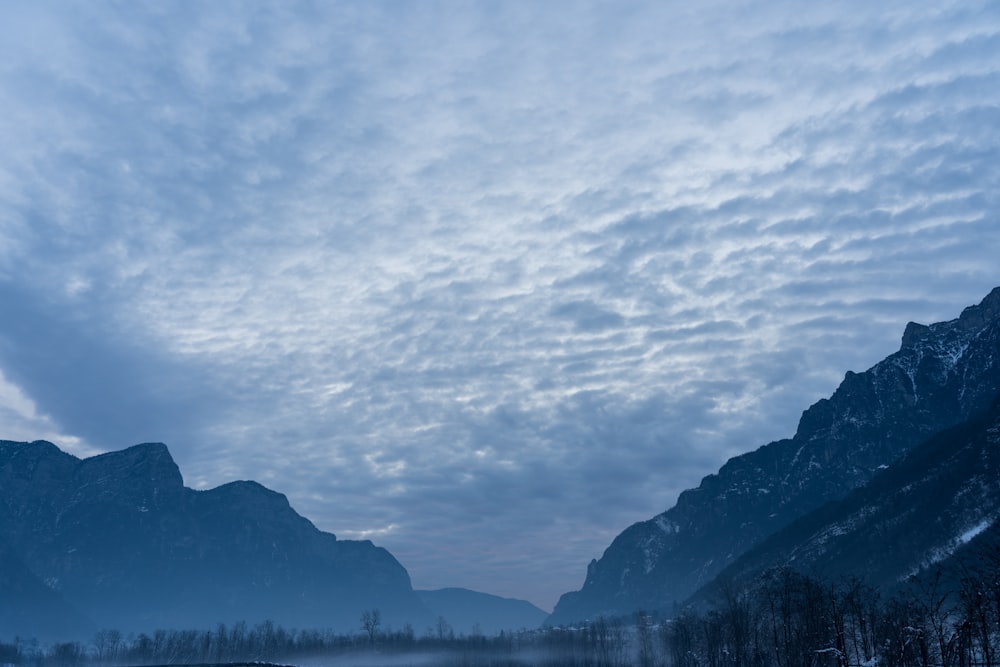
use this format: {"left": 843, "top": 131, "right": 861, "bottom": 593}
{"left": 416, "top": 587, "right": 548, "bottom": 636}
{"left": 0, "top": 541, "right": 95, "bottom": 641}
{"left": 550, "top": 287, "right": 1000, "bottom": 624}
{"left": 695, "top": 391, "right": 1000, "bottom": 603}
{"left": 0, "top": 440, "right": 431, "bottom": 638}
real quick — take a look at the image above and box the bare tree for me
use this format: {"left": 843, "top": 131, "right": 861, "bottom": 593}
{"left": 361, "top": 608, "right": 381, "bottom": 648}
{"left": 842, "top": 577, "right": 881, "bottom": 666}
{"left": 637, "top": 611, "right": 657, "bottom": 667}
{"left": 93, "top": 629, "right": 122, "bottom": 664}
{"left": 432, "top": 615, "right": 453, "bottom": 642}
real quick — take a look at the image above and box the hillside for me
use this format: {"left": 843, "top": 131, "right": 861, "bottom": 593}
{"left": 696, "top": 391, "right": 1000, "bottom": 603}
{"left": 550, "top": 287, "right": 1000, "bottom": 624}
{"left": 0, "top": 440, "right": 431, "bottom": 638}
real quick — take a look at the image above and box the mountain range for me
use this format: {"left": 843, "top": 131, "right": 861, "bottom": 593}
{"left": 5, "top": 287, "right": 1000, "bottom": 641}
{"left": 696, "top": 389, "right": 1000, "bottom": 603}
{"left": 0, "top": 440, "right": 430, "bottom": 639}
{"left": 550, "top": 286, "right": 1000, "bottom": 624}
{"left": 0, "top": 440, "right": 553, "bottom": 642}
{"left": 416, "top": 588, "right": 548, "bottom": 636}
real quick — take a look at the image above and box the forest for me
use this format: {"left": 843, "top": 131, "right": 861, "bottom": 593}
{"left": 4, "top": 552, "right": 1000, "bottom": 667}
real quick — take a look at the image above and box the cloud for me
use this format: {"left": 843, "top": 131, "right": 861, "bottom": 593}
{"left": 1, "top": 0, "right": 999, "bottom": 609}
{"left": 0, "top": 282, "right": 228, "bottom": 451}
{"left": 550, "top": 300, "right": 627, "bottom": 333}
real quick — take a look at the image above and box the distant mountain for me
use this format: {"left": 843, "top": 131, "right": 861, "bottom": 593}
{"left": 0, "top": 441, "right": 431, "bottom": 639}
{"left": 696, "top": 391, "right": 1000, "bottom": 602}
{"left": 416, "top": 588, "right": 548, "bottom": 636}
{"left": 549, "top": 287, "right": 1000, "bottom": 625}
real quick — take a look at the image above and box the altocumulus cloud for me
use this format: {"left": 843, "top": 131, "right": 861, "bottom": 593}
{"left": 1, "top": 0, "right": 999, "bottom": 609}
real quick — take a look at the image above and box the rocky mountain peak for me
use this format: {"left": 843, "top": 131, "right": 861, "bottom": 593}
{"left": 957, "top": 285, "right": 1000, "bottom": 331}
{"left": 0, "top": 439, "right": 430, "bottom": 637}
{"left": 900, "top": 321, "right": 931, "bottom": 348}
{"left": 75, "top": 441, "right": 184, "bottom": 510}
{"left": 899, "top": 288, "right": 1000, "bottom": 349}
{"left": 549, "top": 287, "right": 1000, "bottom": 625}
{"left": 198, "top": 479, "right": 322, "bottom": 535}
{"left": 0, "top": 439, "right": 77, "bottom": 469}
{"left": 81, "top": 441, "right": 180, "bottom": 477}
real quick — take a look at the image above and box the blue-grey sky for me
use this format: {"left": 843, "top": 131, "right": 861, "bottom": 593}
{"left": 1, "top": 1, "right": 999, "bottom": 611}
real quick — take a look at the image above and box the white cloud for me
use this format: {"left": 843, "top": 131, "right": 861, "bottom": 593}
{"left": 0, "top": 0, "right": 999, "bottom": 609}
{"left": 0, "top": 370, "right": 95, "bottom": 457}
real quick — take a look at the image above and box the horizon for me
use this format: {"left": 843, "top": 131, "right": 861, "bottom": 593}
{"left": 1, "top": 1, "right": 999, "bottom": 610}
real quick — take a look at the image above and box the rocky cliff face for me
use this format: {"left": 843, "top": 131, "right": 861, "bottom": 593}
{"left": 549, "top": 287, "right": 1000, "bottom": 624}
{"left": 0, "top": 441, "right": 431, "bottom": 638}
{"left": 696, "top": 391, "right": 1000, "bottom": 599}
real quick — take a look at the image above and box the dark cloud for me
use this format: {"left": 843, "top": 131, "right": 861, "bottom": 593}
{"left": 549, "top": 300, "right": 627, "bottom": 333}
{"left": 0, "top": 282, "right": 228, "bottom": 453}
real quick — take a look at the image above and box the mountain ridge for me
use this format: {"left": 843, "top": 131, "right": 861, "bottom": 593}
{"left": 415, "top": 587, "right": 549, "bottom": 636}
{"left": 549, "top": 286, "right": 1000, "bottom": 625}
{"left": 0, "top": 440, "right": 431, "bottom": 638}
{"left": 692, "top": 391, "right": 1000, "bottom": 605}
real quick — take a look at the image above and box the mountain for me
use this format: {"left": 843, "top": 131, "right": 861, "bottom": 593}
{"left": 549, "top": 287, "right": 1000, "bottom": 625}
{"left": 0, "top": 440, "right": 431, "bottom": 639}
{"left": 0, "top": 541, "right": 95, "bottom": 641}
{"left": 416, "top": 588, "right": 549, "bottom": 636}
{"left": 696, "top": 391, "right": 1000, "bottom": 601}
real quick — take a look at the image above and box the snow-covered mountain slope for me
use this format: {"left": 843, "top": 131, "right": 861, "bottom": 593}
{"left": 549, "top": 287, "right": 1000, "bottom": 624}
{"left": 696, "top": 391, "right": 1000, "bottom": 601}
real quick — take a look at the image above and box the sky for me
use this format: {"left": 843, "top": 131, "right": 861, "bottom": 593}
{"left": 1, "top": 1, "right": 999, "bottom": 613}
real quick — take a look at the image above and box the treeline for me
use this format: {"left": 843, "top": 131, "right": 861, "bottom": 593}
{"left": 1, "top": 618, "right": 555, "bottom": 667}
{"left": 0, "top": 617, "right": 639, "bottom": 667}
{"left": 662, "top": 560, "right": 1000, "bottom": 667}
{"left": 5, "top": 556, "right": 1000, "bottom": 667}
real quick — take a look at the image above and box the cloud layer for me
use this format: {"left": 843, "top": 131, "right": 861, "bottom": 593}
{"left": 1, "top": 1, "right": 999, "bottom": 610}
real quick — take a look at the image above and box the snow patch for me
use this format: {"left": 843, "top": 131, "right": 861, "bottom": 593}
{"left": 643, "top": 547, "right": 656, "bottom": 574}
{"left": 942, "top": 340, "right": 970, "bottom": 370}
{"left": 640, "top": 533, "right": 665, "bottom": 573}
{"left": 789, "top": 445, "right": 805, "bottom": 469}
{"left": 656, "top": 516, "right": 680, "bottom": 535}
{"left": 908, "top": 516, "right": 996, "bottom": 578}
{"left": 958, "top": 518, "right": 992, "bottom": 545}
